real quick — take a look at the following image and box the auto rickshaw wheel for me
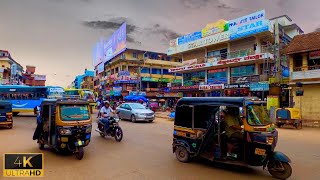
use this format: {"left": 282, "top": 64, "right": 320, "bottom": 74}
{"left": 7, "top": 123, "right": 13, "bottom": 129}
{"left": 175, "top": 146, "right": 190, "bottom": 163}
{"left": 75, "top": 147, "right": 84, "bottom": 160}
{"left": 268, "top": 161, "right": 292, "bottom": 180}
{"left": 295, "top": 121, "right": 303, "bottom": 129}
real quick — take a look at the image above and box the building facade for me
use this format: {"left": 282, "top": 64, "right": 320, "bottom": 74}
{"left": 0, "top": 50, "right": 24, "bottom": 85}
{"left": 167, "top": 11, "right": 302, "bottom": 109}
{"left": 285, "top": 31, "right": 320, "bottom": 122}
{"left": 23, "top": 65, "right": 46, "bottom": 86}
{"left": 72, "top": 69, "right": 94, "bottom": 89}
{"left": 81, "top": 75, "right": 94, "bottom": 90}
{"left": 94, "top": 49, "right": 182, "bottom": 98}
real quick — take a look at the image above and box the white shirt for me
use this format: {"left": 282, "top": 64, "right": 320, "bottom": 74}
{"left": 100, "top": 106, "right": 113, "bottom": 117}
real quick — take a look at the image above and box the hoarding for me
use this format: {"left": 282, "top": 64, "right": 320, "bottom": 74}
{"left": 104, "top": 23, "right": 126, "bottom": 63}
{"left": 92, "top": 38, "right": 104, "bottom": 67}
{"left": 177, "top": 31, "right": 202, "bottom": 45}
{"left": 202, "top": 19, "right": 229, "bottom": 38}
{"left": 97, "top": 63, "right": 104, "bottom": 74}
{"left": 229, "top": 10, "right": 269, "bottom": 40}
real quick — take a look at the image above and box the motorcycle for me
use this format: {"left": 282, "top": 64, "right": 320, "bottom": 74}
{"left": 95, "top": 114, "right": 123, "bottom": 142}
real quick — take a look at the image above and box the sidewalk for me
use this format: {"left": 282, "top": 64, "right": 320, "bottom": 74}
{"left": 155, "top": 111, "right": 172, "bottom": 120}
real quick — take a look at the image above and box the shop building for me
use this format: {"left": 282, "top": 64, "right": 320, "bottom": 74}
{"left": 94, "top": 49, "right": 182, "bottom": 99}
{"left": 285, "top": 31, "right": 320, "bottom": 122}
{"left": 23, "top": 65, "right": 46, "bottom": 86}
{"left": 167, "top": 11, "right": 303, "bottom": 100}
{"left": 72, "top": 69, "right": 94, "bottom": 89}
{"left": 0, "top": 50, "right": 24, "bottom": 85}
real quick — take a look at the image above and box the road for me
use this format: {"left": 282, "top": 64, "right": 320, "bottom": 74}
{"left": 1, "top": 112, "right": 320, "bottom": 180}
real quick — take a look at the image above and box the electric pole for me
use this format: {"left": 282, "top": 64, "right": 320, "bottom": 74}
{"left": 274, "top": 19, "right": 282, "bottom": 83}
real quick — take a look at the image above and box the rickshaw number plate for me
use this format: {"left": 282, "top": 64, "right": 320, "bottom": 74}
{"left": 254, "top": 148, "right": 266, "bottom": 156}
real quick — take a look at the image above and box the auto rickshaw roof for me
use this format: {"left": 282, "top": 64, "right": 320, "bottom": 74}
{"left": 176, "top": 97, "right": 260, "bottom": 107}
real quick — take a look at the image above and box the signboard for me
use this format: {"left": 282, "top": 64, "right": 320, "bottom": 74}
{"left": 171, "top": 85, "right": 199, "bottom": 90}
{"left": 11, "top": 64, "right": 17, "bottom": 76}
{"left": 202, "top": 19, "right": 228, "bottom": 38}
{"left": 0, "top": 67, "right": 4, "bottom": 73}
{"left": 177, "top": 31, "right": 202, "bottom": 45}
{"left": 104, "top": 22, "right": 126, "bottom": 63}
{"left": 92, "top": 38, "right": 104, "bottom": 67}
{"left": 169, "top": 53, "right": 270, "bottom": 73}
{"left": 199, "top": 84, "right": 224, "bottom": 90}
{"left": 158, "top": 78, "right": 170, "bottom": 83}
{"left": 292, "top": 69, "right": 320, "bottom": 80}
{"left": 141, "top": 77, "right": 159, "bottom": 82}
{"left": 250, "top": 81, "right": 269, "bottom": 91}
{"left": 267, "top": 95, "right": 279, "bottom": 110}
{"left": 182, "top": 59, "right": 197, "bottom": 66}
{"left": 309, "top": 50, "right": 320, "bottom": 60}
{"left": 97, "top": 63, "right": 104, "bottom": 74}
{"left": 33, "top": 74, "right": 46, "bottom": 81}
{"left": 113, "top": 86, "right": 122, "bottom": 96}
{"left": 231, "top": 75, "right": 260, "bottom": 84}
{"left": 167, "top": 31, "right": 230, "bottom": 55}
{"left": 129, "top": 91, "right": 146, "bottom": 96}
{"left": 115, "top": 71, "right": 137, "bottom": 83}
{"left": 229, "top": 10, "right": 269, "bottom": 40}
{"left": 207, "top": 68, "right": 228, "bottom": 84}
{"left": 224, "top": 83, "right": 250, "bottom": 89}
{"left": 49, "top": 87, "right": 64, "bottom": 93}
{"left": 118, "top": 71, "right": 130, "bottom": 76}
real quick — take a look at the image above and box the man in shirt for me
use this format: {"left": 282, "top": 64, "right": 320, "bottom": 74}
{"left": 97, "top": 101, "right": 114, "bottom": 131}
{"left": 224, "top": 106, "right": 243, "bottom": 159}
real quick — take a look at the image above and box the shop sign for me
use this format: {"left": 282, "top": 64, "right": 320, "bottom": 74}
{"left": 199, "top": 84, "right": 224, "bottom": 90}
{"left": 224, "top": 83, "right": 250, "bottom": 89}
{"left": 177, "top": 31, "right": 202, "bottom": 45}
{"left": 202, "top": 19, "right": 229, "bottom": 38}
{"left": 157, "top": 92, "right": 180, "bottom": 97}
{"left": 141, "top": 77, "right": 159, "bottom": 82}
{"left": 32, "top": 74, "right": 46, "bottom": 81}
{"left": 171, "top": 85, "right": 199, "bottom": 90}
{"left": 173, "top": 79, "right": 182, "bottom": 83}
{"left": 158, "top": 78, "right": 170, "bottom": 83}
{"left": 118, "top": 71, "right": 130, "bottom": 76}
{"left": 169, "top": 63, "right": 210, "bottom": 73}
{"left": 167, "top": 31, "right": 230, "bottom": 55}
{"left": 207, "top": 77, "right": 228, "bottom": 84}
{"left": 113, "top": 86, "right": 122, "bottom": 96}
{"left": 146, "top": 88, "right": 159, "bottom": 92}
{"left": 208, "top": 68, "right": 227, "bottom": 74}
{"left": 229, "top": 10, "right": 269, "bottom": 40}
{"left": 231, "top": 75, "right": 260, "bottom": 84}
{"left": 182, "top": 59, "right": 198, "bottom": 66}
{"left": 250, "top": 81, "right": 269, "bottom": 91}
{"left": 309, "top": 50, "right": 320, "bottom": 60}
{"left": 129, "top": 91, "right": 146, "bottom": 96}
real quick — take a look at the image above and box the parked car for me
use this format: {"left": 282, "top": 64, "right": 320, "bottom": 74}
{"left": 116, "top": 103, "right": 155, "bottom": 123}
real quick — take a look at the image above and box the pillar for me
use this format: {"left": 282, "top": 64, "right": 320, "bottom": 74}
{"left": 289, "top": 56, "right": 294, "bottom": 81}
{"left": 255, "top": 36, "right": 262, "bottom": 54}
{"left": 227, "top": 67, "right": 231, "bottom": 84}
{"left": 205, "top": 70, "right": 208, "bottom": 84}
{"left": 302, "top": 53, "right": 308, "bottom": 71}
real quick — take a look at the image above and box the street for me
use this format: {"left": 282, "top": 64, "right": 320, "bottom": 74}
{"left": 1, "top": 112, "right": 320, "bottom": 180}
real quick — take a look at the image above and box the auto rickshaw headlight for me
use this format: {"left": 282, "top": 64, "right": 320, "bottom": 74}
{"left": 85, "top": 125, "right": 92, "bottom": 133}
{"left": 59, "top": 128, "right": 72, "bottom": 135}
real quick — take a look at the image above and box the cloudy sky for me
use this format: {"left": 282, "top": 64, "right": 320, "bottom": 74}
{"left": 1, "top": 0, "right": 319, "bottom": 87}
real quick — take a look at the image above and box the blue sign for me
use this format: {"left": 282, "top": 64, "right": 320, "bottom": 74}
{"left": 177, "top": 31, "right": 202, "bottom": 45}
{"left": 129, "top": 91, "right": 146, "bottom": 96}
{"left": 118, "top": 71, "right": 130, "bottom": 77}
{"left": 229, "top": 10, "right": 269, "bottom": 40}
{"left": 104, "top": 23, "right": 127, "bottom": 63}
{"left": 207, "top": 77, "right": 228, "bottom": 84}
{"left": 250, "top": 82, "right": 269, "bottom": 91}
{"left": 92, "top": 38, "right": 104, "bottom": 67}
{"left": 113, "top": 86, "right": 122, "bottom": 96}
{"left": 114, "top": 80, "right": 137, "bottom": 84}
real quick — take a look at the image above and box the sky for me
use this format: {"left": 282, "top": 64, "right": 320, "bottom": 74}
{"left": 1, "top": 0, "right": 319, "bottom": 87}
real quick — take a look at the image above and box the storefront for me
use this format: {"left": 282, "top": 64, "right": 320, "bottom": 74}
{"left": 207, "top": 68, "right": 228, "bottom": 84}
{"left": 199, "top": 84, "right": 224, "bottom": 97}
{"left": 249, "top": 81, "right": 269, "bottom": 100}
{"left": 170, "top": 85, "right": 204, "bottom": 97}
{"left": 224, "top": 83, "right": 250, "bottom": 97}
{"left": 183, "top": 71, "right": 205, "bottom": 86}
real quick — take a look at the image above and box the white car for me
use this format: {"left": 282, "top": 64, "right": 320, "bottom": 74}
{"left": 116, "top": 103, "right": 155, "bottom": 123}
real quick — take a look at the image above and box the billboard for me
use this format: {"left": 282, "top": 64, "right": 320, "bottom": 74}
{"left": 92, "top": 38, "right": 104, "bottom": 67}
{"left": 229, "top": 10, "right": 269, "bottom": 40}
{"left": 104, "top": 23, "right": 127, "bottom": 63}
{"left": 97, "top": 63, "right": 104, "bottom": 74}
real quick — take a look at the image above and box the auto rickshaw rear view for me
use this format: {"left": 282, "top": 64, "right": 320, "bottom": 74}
{"left": 276, "top": 108, "right": 302, "bottom": 129}
{"left": 0, "top": 101, "right": 13, "bottom": 129}
{"left": 172, "top": 97, "right": 292, "bottom": 179}
{"left": 33, "top": 98, "right": 92, "bottom": 160}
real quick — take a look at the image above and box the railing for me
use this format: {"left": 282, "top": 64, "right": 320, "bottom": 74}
{"left": 293, "top": 65, "right": 320, "bottom": 71}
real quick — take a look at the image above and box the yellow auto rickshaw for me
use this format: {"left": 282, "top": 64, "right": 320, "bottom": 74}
{"left": 33, "top": 99, "right": 92, "bottom": 160}
{"left": 0, "top": 101, "right": 13, "bottom": 129}
{"left": 276, "top": 108, "right": 302, "bottom": 129}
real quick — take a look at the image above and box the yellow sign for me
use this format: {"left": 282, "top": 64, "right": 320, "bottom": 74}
{"left": 202, "top": 19, "right": 228, "bottom": 38}
{"left": 3, "top": 153, "right": 44, "bottom": 177}
{"left": 254, "top": 148, "right": 266, "bottom": 156}
{"left": 267, "top": 95, "right": 279, "bottom": 110}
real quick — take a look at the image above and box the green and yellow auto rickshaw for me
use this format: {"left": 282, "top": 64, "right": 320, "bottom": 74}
{"left": 0, "top": 101, "right": 13, "bottom": 129}
{"left": 33, "top": 99, "right": 92, "bottom": 160}
{"left": 172, "top": 97, "right": 292, "bottom": 179}
{"left": 276, "top": 108, "right": 302, "bottom": 129}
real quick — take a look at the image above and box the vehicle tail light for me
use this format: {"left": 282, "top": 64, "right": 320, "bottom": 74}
{"left": 6, "top": 113, "right": 12, "bottom": 120}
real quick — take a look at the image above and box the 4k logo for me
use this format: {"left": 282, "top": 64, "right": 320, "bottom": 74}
{"left": 3, "top": 153, "right": 44, "bottom": 177}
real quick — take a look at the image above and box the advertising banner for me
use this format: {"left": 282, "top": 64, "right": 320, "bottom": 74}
{"left": 250, "top": 81, "right": 269, "bottom": 91}
{"left": 97, "top": 63, "right": 105, "bottom": 74}
{"left": 33, "top": 74, "right": 46, "bottom": 81}
{"left": 92, "top": 38, "right": 104, "bottom": 67}
{"left": 141, "top": 77, "right": 159, "bottom": 82}
{"left": 113, "top": 86, "right": 122, "bottom": 96}
{"left": 224, "top": 83, "right": 250, "bottom": 89}
{"left": 182, "top": 59, "right": 198, "bottom": 66}
{"left": 104, "top": 23, "right": 126, "bottom": 63}
{"left": 309, "top": 50, "right": 320, "bottom": 60}
{"left": 267, "top": 95, "right": 279, "bottom": 110}
{"left": 199, "top": 84, "right": 224, "bottom": 90}
{"left": 129, "top": 91, "right": 146, "bottom": 96}
{"left": 202, "top": 19, "right": 229, "bottom": 38}
{"left": 177, "top": 31, "right": 202, "bottom": 45}
{"left": 229, "top": 10, "right": 269, "bottom": 40}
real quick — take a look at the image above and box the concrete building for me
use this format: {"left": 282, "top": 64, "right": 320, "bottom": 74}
{"left": 167, "top": 11, "right": 302, "bottom": 108}
{"left": 23, "top": 65, "right": 46, "bottom": 86}
{"left": 285, "top": 31, "right": 320, "bottom": 122}
{"left": 73, "top": 69, "right": 94, "bottom": 89}
{"left": 0, "top": 50, "right": 24, "bottom": 85}
{"left": 94, "top": 48, "right": 182, "bottom": 98}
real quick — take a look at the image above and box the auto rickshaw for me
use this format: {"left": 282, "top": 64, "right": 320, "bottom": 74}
{"left": 276, "top": 108, "right": 302, "bottom": 129}
{"left": 0, "top": 101, "right": 13, "bottom": 129}
{"left": 172, "top": 97, "right": 292, "bottom": 179}
{"left": 33, "top": 99, "right": 92, "bottom": 160}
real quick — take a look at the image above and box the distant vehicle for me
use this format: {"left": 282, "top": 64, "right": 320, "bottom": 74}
{"left": 0, "top": 85, "right": 64, "bottom": 116}
{"left": 64, "top": 88, "right": 96, "bottom": 112}
{"left": 116, "top": 103, "right": 155, "bottom": 123}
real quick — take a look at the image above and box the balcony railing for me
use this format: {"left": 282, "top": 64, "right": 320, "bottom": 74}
{"left": 293, "top": 65, "right": 320, "bottom": 72}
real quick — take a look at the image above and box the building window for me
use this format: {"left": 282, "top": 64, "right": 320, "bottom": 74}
{"left": 231, "top": 65, "right": 255, "bottom": 77}
{"left": 175, "top": 73, "right": 182, "bottom": 76}
{"left": 207, "top": 48, "right": 228, "bottom": 60}
{"left": 151, "top": 68, "right": 161, "bottom": 74}
{"left": 293, "top": 54, "right": 303, "bottom": 71}
{"left": 207, "top": 68, "right": 228, "bottom": 84}
{"left": 120, "top": 53, "right": 126, "bottom": 59}
{"left": 162, "top": 69, "right": 170, "bottom": 75}
{"left": 183, "top": 71, "right": 205, "bottom": 86}
{"left": 141, "top": 68, "right": 150, "bottom": 74}
{"left": 133, "top": 52, "right": 138, "bottom": 59}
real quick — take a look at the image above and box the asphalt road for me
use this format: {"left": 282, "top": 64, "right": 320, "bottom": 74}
{"left": 0, "top": 113, "right": 320, "bottom": 180}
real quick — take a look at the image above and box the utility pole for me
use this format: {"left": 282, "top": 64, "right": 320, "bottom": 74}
{"left": 274, "top": 19, "right": 282, "bottom": 83}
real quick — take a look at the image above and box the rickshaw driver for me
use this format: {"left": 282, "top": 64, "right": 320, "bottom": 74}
{"left": 224, "top": 106, "right": 243, "bottom": 159}
{"left": 97, "top": 101, "right": 114, "bottom": 131}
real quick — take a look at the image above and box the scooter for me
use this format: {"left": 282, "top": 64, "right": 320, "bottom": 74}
{"left": 95, "top": 115, "right": 123, "bottom": 142}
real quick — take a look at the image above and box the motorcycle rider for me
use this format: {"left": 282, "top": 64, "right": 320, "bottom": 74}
{"left": 97, "top": 101, "right": 114, "bottom": 132}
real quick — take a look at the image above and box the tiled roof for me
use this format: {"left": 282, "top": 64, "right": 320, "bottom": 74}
{"left": 285, "top": 31, "right": 320, "bottom": 54}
